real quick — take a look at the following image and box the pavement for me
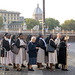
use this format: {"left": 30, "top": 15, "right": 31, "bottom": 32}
{"left": 0, "top": 52, "right": 75, "bottom": 75}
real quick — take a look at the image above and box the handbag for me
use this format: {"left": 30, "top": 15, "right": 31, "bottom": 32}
{"left": 46, "top": 40, "right": 55, "bottom": 53}
{"left": 11, "top": 45, "right": 19, "bottom": 54}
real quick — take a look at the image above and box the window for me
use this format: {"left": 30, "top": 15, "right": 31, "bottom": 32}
{"left": 5, "top": 14, "right": 6, "bottom": 16}
{"left": 40, "top": 17, "right": 42, "bottom": 19}
{"left": 11, "top": 14, "right": 13, "bottom": 16}
{"left": 17, "top": 17, "right": 19, "bottom": 20}
{"left": 36, "top": 17, "right": 38, "bottom": 21}
{"left": 17, "top": 14, "right": 19, "bottom": 17}
{"left": 1, "top": 13, "right": 3, "bottom": 18}
{"left": 8, "top": 16, "right": 9, "bottom": 20}
{"left": 8, "top": 14, "right": 9, "bottom": 16}
{"left": 8, "top": 21, "right": 9, "bottom": 24}
{"left": 11, "top": 17, "right": 13, "bottom": 20}
{"left": 14, "top": 17, "right": 16, "bottom": 20}
{"left": 14, "top": 14, "right": 16, "bottom": 17}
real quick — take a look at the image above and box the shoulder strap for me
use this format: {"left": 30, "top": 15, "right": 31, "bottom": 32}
{"left": 31, "top": 42, "right": 33, "bottom": 45}
{"left": 49, "top": 39, "right": 51, "bottom": 45}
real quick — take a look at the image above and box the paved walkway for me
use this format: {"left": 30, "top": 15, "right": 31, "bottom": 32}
{"left": 0, "top": 52, "right": 75, "bottom": 75}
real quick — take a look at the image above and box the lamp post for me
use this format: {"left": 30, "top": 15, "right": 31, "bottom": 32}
{"left": 42, "top": 0, "right": 45, "bottom": 36}
{"left": 4, "top": 16, "right": 8, "bottom": 32}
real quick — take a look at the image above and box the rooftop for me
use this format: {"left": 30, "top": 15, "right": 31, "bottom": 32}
{"left": 0, "top": 9, "right": 21, "bottom": 14}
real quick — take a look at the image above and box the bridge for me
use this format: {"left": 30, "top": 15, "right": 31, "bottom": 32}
{"left": 0, "top": 29, "right": 75, "bottom": 35}
{"left": 0, "top": 29, "right": 75, "bottom": 42}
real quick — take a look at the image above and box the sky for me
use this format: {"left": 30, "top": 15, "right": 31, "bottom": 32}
{"left": 0, "top": 0, "right": 75, "bottom": 24}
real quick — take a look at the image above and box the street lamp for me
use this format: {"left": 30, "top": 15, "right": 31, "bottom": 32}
{"left": 42, "top": 0, "right": 45, "bottom": 36}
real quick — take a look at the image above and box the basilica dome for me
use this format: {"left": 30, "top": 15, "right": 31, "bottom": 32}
{"left": 33, "top": 4, "right": 42, "bottom": 15}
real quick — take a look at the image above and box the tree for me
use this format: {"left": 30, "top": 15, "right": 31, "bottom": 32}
{"left": 0, "top": 16, "right": 3, "bottom": 28}
{"left": 25, "top": 18, "right": 40, "bottom": 29}
{"left": 45, "top": 18, "right": 60, "bottom": 30}
{"left": 61, "top": 19, "right": 75, "bottom": 30}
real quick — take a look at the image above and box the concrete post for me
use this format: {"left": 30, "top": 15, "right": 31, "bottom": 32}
{"left": 71, "top": 30, "right": 74, "bottom": 34}
{"left": 31, "top": 29, "right": 33, "bottom": 34}
{"left": 19, "top": 28, "right": 22, "bottom": 33}
{"left": 6, "top": 28, "right": 9, "bottom": 32}
{"left": 53, "top": 29, "right": 55, "bottom": 35}
{"left": 62, "top": 30, "right": 65, "bottom": 34}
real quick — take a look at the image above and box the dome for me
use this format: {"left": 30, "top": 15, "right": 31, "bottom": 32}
{"left": 33, "top": 4, "right": 42, "bottom": 15}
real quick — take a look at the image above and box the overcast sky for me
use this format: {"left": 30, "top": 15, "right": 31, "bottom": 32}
{"left": 0, "top": 0, "right": 75, "bottom": 24}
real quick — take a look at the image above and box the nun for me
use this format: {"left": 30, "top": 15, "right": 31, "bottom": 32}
{"left": 26, "top": 34, "right": 32, "bottom": 68}
{"left": 1, "top": 33, "right": 10, "bottom": 71}
{"left": 48, "top": 34, "right": 57, "bottom": 71}
{"left": 45, "top": 35, "right": 51, "bottom": 69}
{"left": 37, "top": 34, "right": 46, "bottom": 69}
{"left": 7, "top": 34, "right": 13, "bottom": 65}
{"left": 15, "top": 33, "right": 26, "bottom": 71}
{"left": 35, "top": 34, "right": 41, "bottom": 68}
{"left": 11, "top": 35, "right": 17, "bottom": 69}
{"left": 26, "top": 34, "right": 32, "bottom": 44}
{"left": 59, "top": 37, "right": 68, "bottom": 71}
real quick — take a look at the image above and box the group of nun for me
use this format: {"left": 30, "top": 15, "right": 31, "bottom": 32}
{"left": 0, "top": 33, "right": 68, "bottom": 71}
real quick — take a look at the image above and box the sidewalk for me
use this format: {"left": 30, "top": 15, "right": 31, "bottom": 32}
{"left": 0, "top": 52, "right": 75, "bottom": 75}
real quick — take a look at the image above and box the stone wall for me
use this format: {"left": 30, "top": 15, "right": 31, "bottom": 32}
{"left": 0, "top": 33, "right": 75, "bottom": 42}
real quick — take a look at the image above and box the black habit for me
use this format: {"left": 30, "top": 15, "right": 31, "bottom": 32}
{"left": 59, "top": 41, "right": 66, "bottom": 65}
{"left": 39, "top": 39, "right": 46, "bottom": 50}
{"left": 1, "top": 38, "right": 10, "bottom": 57}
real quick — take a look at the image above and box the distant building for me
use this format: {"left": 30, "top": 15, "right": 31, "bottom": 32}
{"left": 8, "top": 21, "right": 23, "bottom": 30}
{"left": 19, "top": 16, "right": 24, "bottom": 21}
{"left": 0, "top": 9, "right": 20, "bottom": 25}
{"left": 33, "top": 4, "right": 42, "bottom": 21}
{"left": 39, "top": 19, "right": 42, "bottom": 24}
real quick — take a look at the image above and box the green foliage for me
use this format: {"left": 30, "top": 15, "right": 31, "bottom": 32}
{"left": 61, "top": 19, "right": 75, "bottom": 30}
{"left": 0, "top": 16, "right": 3, "bottom": 28}
{"left": 25, "top": 18, "right": 40, "bottom": 29}
{"left": 45, "top": 18, "right": 60, "bottom": 30}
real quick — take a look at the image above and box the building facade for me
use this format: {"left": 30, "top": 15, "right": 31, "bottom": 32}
{"left": 33, "top": 4, "right": 42, "bottom": 21}
{"left": 19, "top": 16, "right": 24, "bottom": 21}
{"left": 8, "top": 21, "right": 23, "bottom": 30}
{"left": 0, "top": 9, "right": 20, "bottom": 25}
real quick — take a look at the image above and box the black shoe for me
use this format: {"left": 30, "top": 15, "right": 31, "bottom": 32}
{"left": 61, "top": 69, "right": 68, "bottom": 71}
{"left": 65, "top": 69, "right": 68, "bottom": 71}
{"left": 21, "top": 65, "right": 26, "bottom": 68}
{"left": 42, "top": 65, "right": 44, "bottom": 67}
{"left": 13, "top": 66, "right": 17, "bottom": 69}
{"left": 8, "top": 64, "right": 12, "bottom": 66}
{"left": 29, "top": 69, "right": 34, "bottom": 71}
{"left": 55, "top": 67, "right": 60, "bottom": 69}
{"left": 46, "top": 67, "right": 50, "bottom": 69}
{"left": 17, "top": 69, "right": 22, "bottom": 71}
{"left": 37, "top": 66, "right": 40, "bottom": 68}
{"left": 5, "top": 68, "right": 9, "bottom": 71}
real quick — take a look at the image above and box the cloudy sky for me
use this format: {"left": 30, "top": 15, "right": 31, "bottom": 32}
{"left": 0, "top": 0, "right": 75, "bottom": 24}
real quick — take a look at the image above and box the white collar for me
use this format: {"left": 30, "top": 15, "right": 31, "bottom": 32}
{"left": 57, "top": 38, "right": 60, "bottom": 40}
{"left": 50, "top": 39, "right": 54, "bottom": 42}
{"left": 40, "top": 38, "right": 46, "bottom": 47}
{"left": 4, "top": 37, "right": 9, "bottom": 41}
{"left": 40, "top": 37, "right": 43, "bottom": 40}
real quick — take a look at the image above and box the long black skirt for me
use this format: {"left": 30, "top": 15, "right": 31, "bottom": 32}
{"left": 59, "top": 48, "right": 66, "bottom": 65}
{"left": 29, "top": 57, "right": 37, "bottom": 65}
